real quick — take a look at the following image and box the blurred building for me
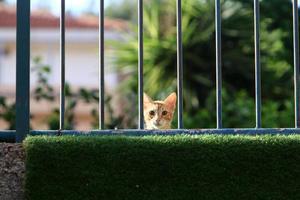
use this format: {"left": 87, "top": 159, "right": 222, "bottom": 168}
{"left": 0, "top": 5, "right": 129, "bottom": 129}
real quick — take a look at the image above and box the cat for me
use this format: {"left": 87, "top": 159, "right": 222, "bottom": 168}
{"left": 143, "top": 92, "right": 177, "bottom": 129}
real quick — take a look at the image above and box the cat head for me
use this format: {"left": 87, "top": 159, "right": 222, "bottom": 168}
{"left": 143, "top": 92, "right": 177, "bottom": 129}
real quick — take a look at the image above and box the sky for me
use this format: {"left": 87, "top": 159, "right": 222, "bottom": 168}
{"left": 5, "top": 0, "right": 121, "bottom": 15}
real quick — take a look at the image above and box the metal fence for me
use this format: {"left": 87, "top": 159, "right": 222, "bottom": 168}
{"left": 1, "top": 0, "right": 300, "bottom": 143}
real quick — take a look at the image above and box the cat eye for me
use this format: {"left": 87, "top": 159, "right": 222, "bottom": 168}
{"left": 149, "top": 111, "right": 155, "bottom": 116}
{"left": 162, "top": 111, "right": 168, "bottom": 116}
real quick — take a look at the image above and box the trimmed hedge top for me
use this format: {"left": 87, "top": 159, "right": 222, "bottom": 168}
{"left": 24, "top": 135, "right": 300, "bottom": 200}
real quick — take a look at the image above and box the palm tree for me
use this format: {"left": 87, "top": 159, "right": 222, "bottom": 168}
{"left": 113, "top": 0, "right": 295, "bottom": 128}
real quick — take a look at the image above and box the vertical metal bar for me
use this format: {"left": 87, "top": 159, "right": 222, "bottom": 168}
{"left": 176, "top": 0, "right": 183, "bottom": 129}
{"left": 138, "top": 0, "right": 144, "bottom": 129}
{"left": 16, "top": 0, "right": 30, "bottom": 142}
{"left": 215, "top": 0, "right": 222, "bottom": 128}
{"left": 99, "top": 0, "right": 105, "bottom": 129}
{"left": 60, "top": 0, "right": 65, "bottom": 130}
{"left": 293, "top": 0, "right": 300, "bottom": 128}
{"left": 254, "top": 0, "right": 261, "bottom": 128}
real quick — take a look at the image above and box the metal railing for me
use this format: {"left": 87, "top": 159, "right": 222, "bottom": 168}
{"left": 1, "top": 0, "right": 300, "bottom": 142}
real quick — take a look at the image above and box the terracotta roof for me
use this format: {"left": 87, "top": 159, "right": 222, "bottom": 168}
{"left": 0, "top": 5, "right": 129, "bottom": 31}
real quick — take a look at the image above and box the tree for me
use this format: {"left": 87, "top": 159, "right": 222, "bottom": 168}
{"left": 113, "top": 0, "right": 295, "bottom": 128}
{"left": 0, "top": 57, "right": 125, "bottom": 131}
{"left": 105, "top": 0, "right": 137, "bottom": 21}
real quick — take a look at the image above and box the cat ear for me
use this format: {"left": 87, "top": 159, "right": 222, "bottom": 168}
{"left": 144, "top": 93, "right": 153, "bottom": 105}
{"left": 164, "top": 92, "right": 177, "bottom": 110}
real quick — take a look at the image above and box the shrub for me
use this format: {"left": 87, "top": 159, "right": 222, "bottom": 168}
{"left": 25, "top": 135, "right": 300, "bottom": 200}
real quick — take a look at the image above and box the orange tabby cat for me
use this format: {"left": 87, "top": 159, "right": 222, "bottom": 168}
{"left": 143, "top": 92, "right": 177, "bottom": 129}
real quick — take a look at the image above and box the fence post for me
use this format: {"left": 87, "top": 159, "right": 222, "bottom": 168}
{"left": 254, "top": 0, "right": 261, "bottom": 128}
{"left": 215, "top": 0, "right": 222, "bottom": 129}
{"left": 293, "top": 0, "right": 300, "bottom": 128}
{"left": 176, "top": 0, "right": 183, "bottom": 129}
{"left": 138, "top": 0, "right": 144, "bottom": 129}
{"left": 16, "top": 0, "right": 30, "bottom": 142}
{"left": 60, "top": 0, "right": 65, "bottom": 130}
{"left": 99, "top": 0, "right": 105, "bottom": 129}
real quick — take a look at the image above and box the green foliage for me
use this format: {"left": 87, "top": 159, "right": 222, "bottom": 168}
{"left": 176, "top": 89, "right": 293, "bottom": 129}
{"left": 0, "top": 96, "right": 15, "bottom": 129}
{"left": 0, "top": 56, "right": 53, "bottom": 129}
{"left": 31, "top": 57, "right": 55, "bottom": 102}
{"left": 47, "top": 83, "right": 80, "bottom": 130}
{"left": 105, "top": 0, "right": 137, "bottom": 21}
{"left": 0, "top": 57, "right": 123, "bottom": 130}
{"left": 0, "top": 57, "right": 56, "bottom": 130}
{"left": 25, "top": 135, "right": 300, "bottom": 200}
{"left": 0, "top": 0, "right": 296, "bottom": 129}
{"left": 100, "top": 96, "right": 124, "bottom": 129}
{"left": 113, "top": 0, "right": 295, "bottom": 128}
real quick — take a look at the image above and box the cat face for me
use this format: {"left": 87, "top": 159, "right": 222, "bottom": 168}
{"left": 143, "top": 92, "right": 177, "bottom": 129}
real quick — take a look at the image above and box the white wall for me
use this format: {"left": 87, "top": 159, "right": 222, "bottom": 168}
{"left": 0, "top": 28, "right": 125, "bottom": 90}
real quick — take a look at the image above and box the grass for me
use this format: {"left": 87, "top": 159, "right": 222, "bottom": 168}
{"left": 24, "top": 135, "right": 300, "bottom": 200}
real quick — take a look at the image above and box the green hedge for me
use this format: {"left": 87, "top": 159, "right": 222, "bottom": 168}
{"left": 24, "top": 135, "right": 300, "bottom": 200}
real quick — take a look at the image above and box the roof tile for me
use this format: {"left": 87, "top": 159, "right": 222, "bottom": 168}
{"left": 0, "top": 5, "right": 129, "bottom": 31}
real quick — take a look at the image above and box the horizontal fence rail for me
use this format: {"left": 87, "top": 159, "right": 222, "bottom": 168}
{"left": 3, "top": 128, "right": 300, "bottom": 141}
{"left": 0, "top": 0, "right": 300, "bottom": 142}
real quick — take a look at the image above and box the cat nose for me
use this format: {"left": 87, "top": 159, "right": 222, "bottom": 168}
{"left": 153, "top": 120, "right": 160, "bottom": 126}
